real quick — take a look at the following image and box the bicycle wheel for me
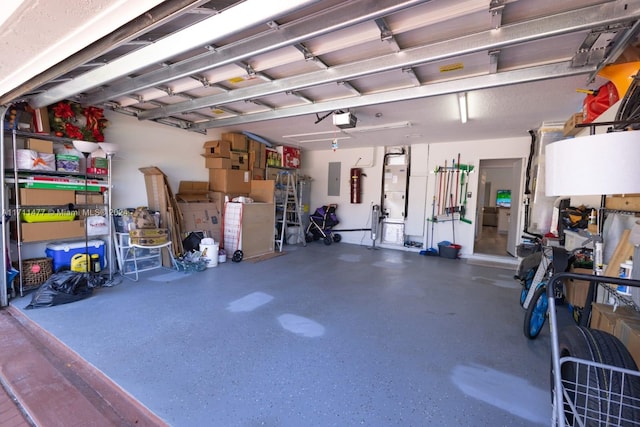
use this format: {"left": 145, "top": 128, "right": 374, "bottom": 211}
{"left": 519, "top": 267, "right": 536, "bottom": 307}
{"left": 523, "top": 286, "right": 548, "bottom": 339}
{"left": 557, "top": 326, "right": 640, "bottom": 426}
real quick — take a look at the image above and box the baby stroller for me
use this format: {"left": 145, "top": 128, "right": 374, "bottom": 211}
{"left": 305, "top": 204, "right": 341, "bottom": 245}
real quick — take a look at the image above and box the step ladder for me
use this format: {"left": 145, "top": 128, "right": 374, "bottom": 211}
{"left": 275, "top": 170, "right": 306, "bottom": 251}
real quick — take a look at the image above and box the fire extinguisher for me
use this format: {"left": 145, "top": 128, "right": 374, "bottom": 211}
{"left": 350, "top": 168, "right": 362, "bottom": 204}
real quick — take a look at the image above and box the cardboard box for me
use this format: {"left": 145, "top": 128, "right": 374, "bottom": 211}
{"left": 605, "top": 194, "right": 640, "bottom": 212}
{"left": 209, "top": 169, "right": 251, "bottom": 194}
{"left": 129, "top": 228, "right": 168, "bottom": 238}
{"left": 222, "top": 132, "right": 248, "bottom": 152}
{"left": 17, "top": 188, "right": 75, "bottom": 206}
{"left": 252, "top": 168, "right": 265, "bottom": 180}
{"left": 75, "top": 192, "right": 104, "bottom": 205}
{"left": 266, "top": 147, "right": 281, "bottom": 167}
{"left": 130, "top": 235, "right": 169, "bottom": 246}
{"left": 276, "top": 145, "right": 301, "bottom": 168}
{"left": 564, "top": 267, "right": 593, "bottom": 307}
{"left": 56, "top": 154, "right": 80, "bottom": 172}
{"left": 590, "top": 302, "right": 640, "bottom": 335}
{"left": 563, "top": 112, "right": 583, "bottom": 137}
{"left": 249, "top": 139, "right": 266, "bottom": 169}
{"left": 202, "top": 140, "right": 231, "bottom": 158}
{"left": 250, "top": 180, "right": 274, "bottom": 203}
{"left": 21, "top": 179, "right": 105, "bottom": 192}
{"left": 26, "top": 138, "right": 53, "bottom": 154}
{"left": 176, "top": 181, "right": 210, "bottom": 202}
{"left": 178, "top": 194, "right": 223, "bottom": 242}
{"left": 16, "top": 220, "right": 86, "bottom": 242}
{"left": 230, "top": 151, "right": 249, "bottom": 170}
{"left": 615, "top": 318, "right": 640, "bottom": 368}
{"left": 32, "top": 107, "right": 50, "bottom": 134}
{"left": 204, "top": 157, "right": 231, "bottom": 169}
{"left": 139, "top": 167, "right": 168, "bottom": 213}
{"left": 224, "top": 201, "right": 275, "bottom": 259}
{"left": 87, "top": 157, "right": 108, "bottom": 175}
{"left": 266, "top": 166, "right": 281, "bottom": 181}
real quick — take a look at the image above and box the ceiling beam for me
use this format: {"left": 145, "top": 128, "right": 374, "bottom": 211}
{"left": 80, "top": 0, "right": 427, "bottom": 105}
{"left": 28, "top": 0, "right": 325, "bottom": 108}
{"left": 138, "top": 1, "right": 640, "bottom": 121}
{"left": 190, "top": 61, "right": 596, "bottom": 130}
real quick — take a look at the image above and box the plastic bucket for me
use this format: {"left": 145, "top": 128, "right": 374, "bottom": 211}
{"left": 199, "top": 242, "right": 219, "bottom": 268}
{"left": 438, "top": 243, "right": 461, "bottom": 259}
{"left": 218, "top": 248, "right": 226, "bottom": 264}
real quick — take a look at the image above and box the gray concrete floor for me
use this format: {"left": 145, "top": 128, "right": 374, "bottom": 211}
{"left": 11, "top": 242, "right": 555, "bottom": 426}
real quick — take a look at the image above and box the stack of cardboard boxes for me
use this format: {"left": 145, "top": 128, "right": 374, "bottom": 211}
{"left": 202, "top": 132, "right": 267, "bottom": 195}
{"left": 177, "top": 133, "right": 276, "bottom": 259}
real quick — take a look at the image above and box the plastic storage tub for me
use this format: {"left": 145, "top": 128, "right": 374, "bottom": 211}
{"left": 438, "top": 241, "right": 461, "bottom": 259}
{"left": 45, "top": 240, "right": 105, "bottom": 272}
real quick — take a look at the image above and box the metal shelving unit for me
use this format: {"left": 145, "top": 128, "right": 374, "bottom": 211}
{"left": 1, "top": 129, "right": 112, "bottom": 299}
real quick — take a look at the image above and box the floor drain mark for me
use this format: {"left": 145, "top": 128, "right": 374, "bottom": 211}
{"left": 227, "top": 292, "right": 274, "bottom": 312}
{"left": 277, "top": 314, "right": 325, "bottom": 337}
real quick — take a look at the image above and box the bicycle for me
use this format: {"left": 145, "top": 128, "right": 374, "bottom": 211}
{"left": 515, "top": 231, "right": 595, "bottom": 339}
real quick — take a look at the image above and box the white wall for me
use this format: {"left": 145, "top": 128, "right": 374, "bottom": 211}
{"left": 103, "top": 110, "right": 219, "bottom": 209}
{"left": 301, "top": 146, "right": 383, "bottom": 247}
{"left": 301, "top": 136, "right": 531, "bottom": 256}
{"left": 18, "top": 111, "right": 219, "bottom": 260}
{"left": 21, "top": 112, "right": 530, "bottom": 259}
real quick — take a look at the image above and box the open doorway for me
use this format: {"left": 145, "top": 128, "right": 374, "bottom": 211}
{"left": 474, "top": 158, "right": 523, "bottom": 257}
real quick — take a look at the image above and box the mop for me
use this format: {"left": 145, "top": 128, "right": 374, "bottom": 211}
{"left": 424, "top": 166, "right": 440, "bottom": 255}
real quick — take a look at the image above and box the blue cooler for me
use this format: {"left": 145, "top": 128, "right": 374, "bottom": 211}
{"left": 45, "top": 240, "right": 106, "bottom": 272}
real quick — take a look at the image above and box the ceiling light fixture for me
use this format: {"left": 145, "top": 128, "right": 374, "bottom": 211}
{"left": 297, "top": 136, "right": 353, "bottom": 144}
{"left": 458, "top": 92, "right": 468, "bottom": 124}
{"left": 343, "top": 121, "right": 411, "bottom": 133}
{"left": 283, "top": 121, "right": 411, "bottom": 142}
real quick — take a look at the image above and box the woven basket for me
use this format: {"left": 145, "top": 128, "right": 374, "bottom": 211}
{"left": 21, "top": 257, "right": 53, "bottom": 287}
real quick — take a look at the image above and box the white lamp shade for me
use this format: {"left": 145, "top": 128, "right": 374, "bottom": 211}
{"left": 98, "top": 142, "right": 119, "bottom": 154}
{"left": 72, "top": 140, "right": 100, "bottom": 154}
{"left": 545, "top": 131, "right": 640, "bottom": 196}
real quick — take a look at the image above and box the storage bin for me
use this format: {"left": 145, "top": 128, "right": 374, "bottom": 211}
{"left": 438, "top": 242, "right": 461, "bottom": 259}
{"left": 45, "top": 240, "right": 105, "bottom": 272}
{"left": 20, "top": 257, "right": 53, "bottom": 287}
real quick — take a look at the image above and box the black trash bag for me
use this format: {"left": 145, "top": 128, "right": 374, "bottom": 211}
{"left": 25, "top": 271, "right": 94, "bottom": 309}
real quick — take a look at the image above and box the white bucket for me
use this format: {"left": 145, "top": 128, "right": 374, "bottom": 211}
{"left": 199, "top": 243, "right": 219, "bottom": 268}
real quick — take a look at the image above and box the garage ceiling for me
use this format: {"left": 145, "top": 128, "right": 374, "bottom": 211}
{"left": 1, "top": 0, "right": 640, "bottom": 151}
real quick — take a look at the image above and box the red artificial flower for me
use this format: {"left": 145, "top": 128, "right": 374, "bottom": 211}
{"left": 64, "top": 122, "right": 83, "bottom": 139}
{"left": 52, "top": 102, "right": 75, "bottom": 119}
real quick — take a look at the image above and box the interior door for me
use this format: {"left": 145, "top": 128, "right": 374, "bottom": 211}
{"left": 507, "top": 159, "right": 524, "bottom": 256}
